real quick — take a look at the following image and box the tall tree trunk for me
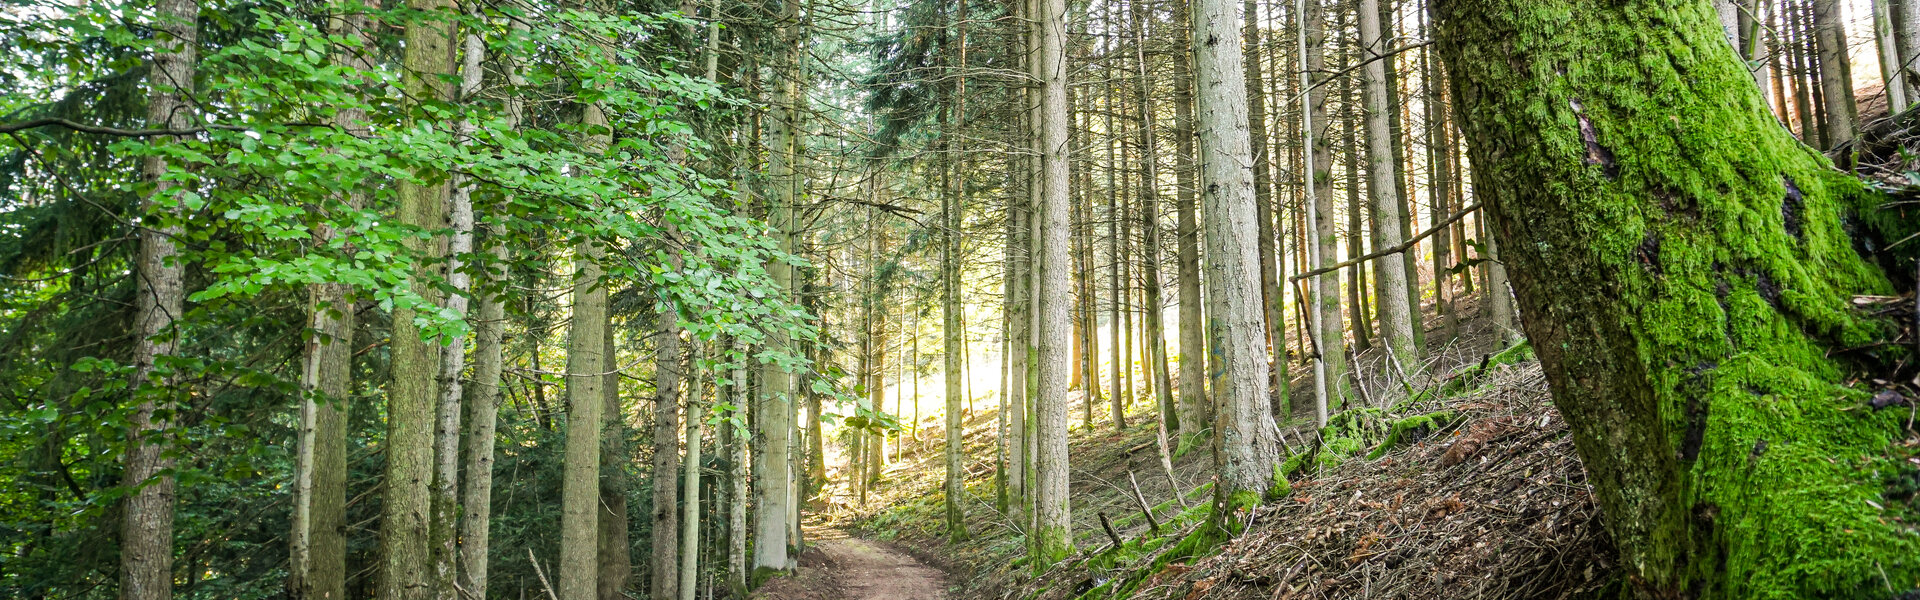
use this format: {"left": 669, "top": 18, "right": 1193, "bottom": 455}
{"left": 560, "top": 44, "right": 615, "bottom": 592}
{"left": 1104, "top": 10, "right": 1127, "bottom": 429}
{"left": 1425, "top": 19, "right": 1458, "bottom": 344}
{"left": 292, "top": 6, "right": 366, "bottom": 598}
{"left": 427, "top": 27, "right": 482, "bottom": 600}
{"left": 1811, "top": 0, "right": 1857, "bottom": 152}
{"left": 1245, "top": 0, "right": 1290, "bottom": 418}
{"left": 1173, "top": 0, "right": 1209, "bottom": 440}
{"left": 560, "top": 224, "right": 609, "bottom": 600}
{"left": 598, "top": 316, "right": 630, "bottom": 600}
{"left": 1031, "top": 0, "right": 1074, "bottom": 566}
{"left": 381, "top": 0, "right": 453, "bottom": 594}
{"left": 458, "top": 7, "right": 521, "bottom": 595}
{"left": 1877, "top": 0, "right": 1909, "bottom": 112}
{"left": 944, "top": 5, "right": 971, "bottom": 538}
{"left": 1302, "top": 0, "right": 1352, "bottom": 425}
{"left": 1360, "top": 0, "right": 1417, "bottom": 374}
{"left": 753, "top": 0, "right": 802, "bottom": 573}
{"left": 1894, "top": 0, "right": 1920, "bottom": 102}
{"left": 679, "top": 343, "right": 704, "bottom": 600}
{"left": 723, "top": 336, "right": 749, "bottom": 593}
{"left": 124, "top": 1, "right": 196, "bottom": 598}
{"left": 1342, "top": 40, "right": 1373, "bottom": 353}
{"left": 1193, "top": 0, "right": 1286, "bottom": 516}
{"left": 1434, "top": 0, "right": 1920, "bottom": 592}
{"left": 1006, "top": 12, "right": 1033, "bottom": 526}
{"left": 1133, "top": 1, "right": 1178, "bottom": 434}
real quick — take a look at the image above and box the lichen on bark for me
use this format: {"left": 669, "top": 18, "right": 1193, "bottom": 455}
{"left": 1433, "top": 0, "right": 1919, "bottom": 596}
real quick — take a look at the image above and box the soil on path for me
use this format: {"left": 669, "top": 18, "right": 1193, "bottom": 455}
{"left": 754, "top": 531, "right": 947, "bottom": 600}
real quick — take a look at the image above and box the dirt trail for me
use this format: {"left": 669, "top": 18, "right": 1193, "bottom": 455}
{"left": 754, "top": 531, "right": 946, "bottom": 600}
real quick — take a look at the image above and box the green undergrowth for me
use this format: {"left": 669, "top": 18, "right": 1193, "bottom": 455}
{"left": 1076, "top": 503, "right": 1227, "bottom": 600}
{"left": 1108, "top": 482, "right": 1211, "bottom": 531}
{"left": 1394, "top": 341, "right": 1535, "bottom": 410}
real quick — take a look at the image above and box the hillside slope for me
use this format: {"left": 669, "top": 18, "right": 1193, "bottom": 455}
{"left": 821, "top": 313, "right": 1616, "bottom": 600}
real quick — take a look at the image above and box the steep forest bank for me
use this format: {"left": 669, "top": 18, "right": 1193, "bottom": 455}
{"left": 818, "top": 305, "right": 1623, "bottom": 600}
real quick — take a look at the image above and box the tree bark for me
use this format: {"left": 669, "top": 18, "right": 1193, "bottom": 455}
{"left": 1193, "top": 0, "right": 1286, "bottom": 513}
{"left": 381, "top": 0, "right": 453, "bottom": 594}
{"left": 1173, "top": 0, "right": 1209, "bottom": 440}
{"left": 598, "top": 315, "right": 630, "bottom": 600}
{"left": 1134, "top": 2, "right": 1178, "bottom": 434}
{"left": 1895, "top": 0, "right": 1920, "bottom": 102}
{"left": 292, "top": 6, "right": 366, "bottom": 599}
{"left": 1302, "top": 0, "right": 1352, "bottom": 425}
{"left": 753, "top": 0, "right": 802, "bottom": 573}
{"left": 1031, "top": 0, "right": 1074, "bottom": 567}
{"left": 459, "top": 8, "right": 522, "bottom": 596}
{"left": 1245, "top": 0, "right": 1290, "bottom": 419}
{"left": 679, "top": 342, "right": 704, "bottom": 600}
{"left": 1434, "top": 0, "right": 1920, "bottom": 592}
{"left": 1359, "top": 0, "right": 1417, "bottom": 376}
{"left": 944, "top": 6, "right": 971, "bottom": 539}
{"left": 559, "top": 86, "right": 612, "bottom": 599}
{"left": 560, "top": 245, "right": 608, "bottom": 600}
{"left": 1811, "top": 0, "right": 1857, "bottom": 151}
{"left": 123, "top": 1, "right": 196, "bottom": 598}
{"left": 428, "top": 26, "right": 482, "bottom": 600}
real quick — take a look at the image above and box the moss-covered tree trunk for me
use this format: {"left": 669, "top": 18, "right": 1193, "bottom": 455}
{"left": 1433, "top": 0, "right": 1920, "bottom": 595}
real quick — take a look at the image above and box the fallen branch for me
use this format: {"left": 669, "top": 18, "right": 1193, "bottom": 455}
{"left": 1291, "top": 202, "right": 1482, "bottom": 282}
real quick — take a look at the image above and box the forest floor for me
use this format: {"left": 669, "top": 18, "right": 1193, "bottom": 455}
{"left": 778, "top": 298, "right": 1618, "bottom": 599}
{"left": 753, "top": 529, "right": 948, "bottom": 600}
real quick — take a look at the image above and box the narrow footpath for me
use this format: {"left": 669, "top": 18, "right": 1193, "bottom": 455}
{"left": 754, "top": 530, "right": 947, "bottom": 600}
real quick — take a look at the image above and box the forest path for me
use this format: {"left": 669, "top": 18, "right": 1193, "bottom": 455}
{"left": 755, "top": 530, "right": 947, "bottom": 600}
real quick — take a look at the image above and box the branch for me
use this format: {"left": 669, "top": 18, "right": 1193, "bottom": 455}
{"left": 1289, "top": 202, "right": 1482, "bottom": 282}
{"left": 0, "top": 117, "right": 254, "bottom": 137}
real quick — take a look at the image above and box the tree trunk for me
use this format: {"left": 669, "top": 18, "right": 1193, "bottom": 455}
{"left": 1877, "top": 0, "right": 1908, "bottom": 112}
{"left": 944, "top": 9, "right": 971, "bottom": 538}
{"left": 753, "top": 0, "right": 802, "bottom": 573}
{"left": 1811, "top": 0, "right": 1857, "bottom": 151}
{"left": 1434, "top": 0, "right": 1920, "bottom": 592}
{"left": 1192, "top": 0, "right": 1286, "bottom": 514}
{"left": 1360, "top": 0, "right": 1417, "bottom": 376}
{"left": 1173, "top": 0, "right": 1210, "bottom": 440}
{"left": 1341, "top": 23, "right": 1375, "bottom": 355}
{"left": 561, "top": 62, "right": 613, "bottom": 594}
{"left": 381, "top": 0, "right": 453, "bottom": 594}
{"left": 724, "top": 336, "right": 749, "bottom": 592}
{"left": 1005, "top": 88, "right": 1032, "bottom": 531}
{"left": 598, "top": 316, "right": 630, "bottom": 600}
{"left": 1134, "top": 2, "right": 1178, "bottom": 434}
{"left": 292, "top": 7, "right": 365, "bottom": 599}
{"left": 458, "top": 8, "right": 522, "bottom": 595}
{"left": 560, "top": 246, "right": 608, "bottom": 600}
{"left": 1245, "top": 0, "right": 1290, "bottom": 418}
{"left": 648, "top": 286, "right": 681, "bottom": 600}
{"left": 1302, "top": 0, "right": 1352, "bottom": 425}
{"left": 428, "top": 27, "right": 482, "bottom": 600}
{"left": 1895, "top": 0, "right": 1920, "bottom": 102}
{"left": 1425, "top": 19, "right": 1459, "bottom": 344}
{"left": 1031, "top": 0, "right": 1074, "bottom": 567}
{"left": 679, "top": 342, "right": 704, "bottom": 600}
{"left": 123, "top": 2, "right": 196, "bottom": 598}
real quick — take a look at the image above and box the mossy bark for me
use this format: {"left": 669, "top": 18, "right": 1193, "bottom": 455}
{"left": 1433, "top": 0, "right": 1920, "bottom": 595}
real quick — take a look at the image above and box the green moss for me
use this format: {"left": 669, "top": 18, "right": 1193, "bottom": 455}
{"left": 1365, "top": 411, "right": 1456, "bottom": 460}
{"left": 1433, "top": 0, "right": 1920, "bottom": 593}
{"left": 1030, "top": 525, "right": 1074, "bottom": 574}
{"left": 1315, "top": 407, "right": 1391, "bottom": 469}
{"left": 750, "top": 566, "right": 786, "bottom": 589}
{"left": 1267, "top": 461, "right": 1293, "bottom": 498}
